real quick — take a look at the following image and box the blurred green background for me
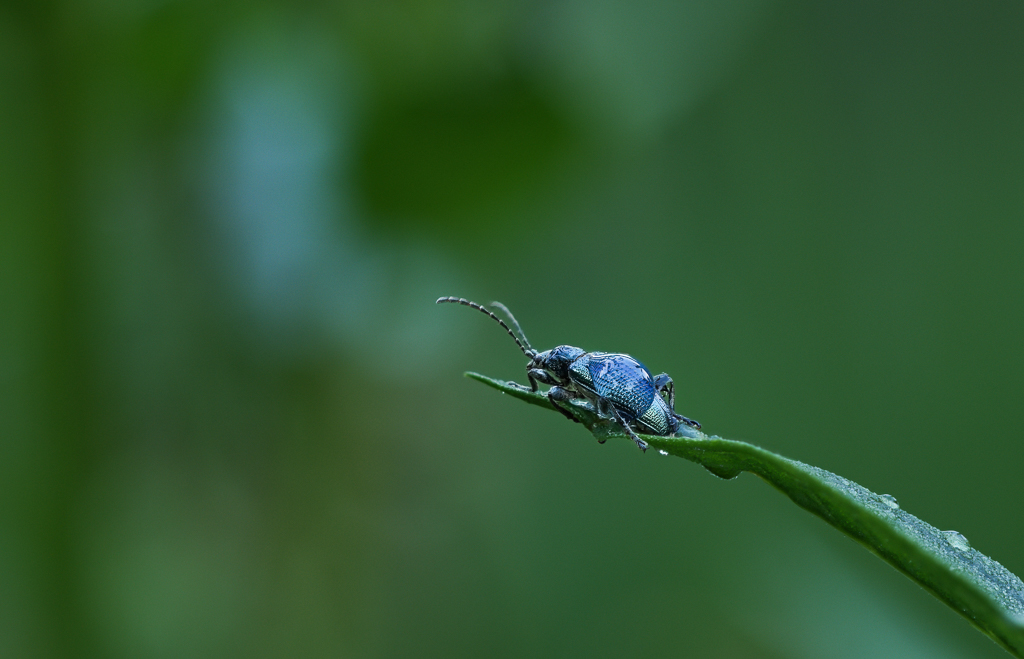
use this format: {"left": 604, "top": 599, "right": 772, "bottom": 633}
{"left": 2, "top": 0, "right": 1023, "bottom": 657}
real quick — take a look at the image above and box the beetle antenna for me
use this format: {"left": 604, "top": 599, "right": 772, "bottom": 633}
{"left": 488, "top": 301, "right": 533, "bottom": 353}
{"left": 436, "top": 297, "right": 537, "bottom": 358}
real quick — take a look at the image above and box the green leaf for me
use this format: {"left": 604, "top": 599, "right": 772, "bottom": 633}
{"left": 466, "top": 371, "right": 1024, "bottom": 657}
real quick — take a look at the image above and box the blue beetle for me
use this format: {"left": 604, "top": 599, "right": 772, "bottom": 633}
{"left": 437, "top": 297, "right": 700, "bottom": 452}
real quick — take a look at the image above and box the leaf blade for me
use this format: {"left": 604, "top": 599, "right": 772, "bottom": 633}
{"left": 466, "top": 371, "right": 1024, "bottom": 657}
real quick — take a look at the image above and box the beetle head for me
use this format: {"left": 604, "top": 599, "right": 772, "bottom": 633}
{"left": 531, "top": 345, "right": 585, "bottom": 381}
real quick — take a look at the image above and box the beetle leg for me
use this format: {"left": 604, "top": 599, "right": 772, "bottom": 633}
{"left": 674, "top": 413, "right": 701, "bottom": 430}
{"left": 529, "top": 368, "right": 563, "bottom": 391}
{"left": 655, "top": 374, "right": 700, "bottom": 429}
{"left": 653, "top": 373, "right": 675, "bottom": 409}
{"left": 547, "top": 386, "right": 581, "bottom": 424}
{"left": 606, "top": 404, "right": 648, "bottom": 452}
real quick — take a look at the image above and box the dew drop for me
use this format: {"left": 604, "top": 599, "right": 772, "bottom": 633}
{"left": 943, "top": 530, "right": 971, "bottom": 551}
{"left": 658, "top": 450, "right": 669, "bottom": 456}
{"left": 880, "top": 494, "right": 900, "bottom": 509}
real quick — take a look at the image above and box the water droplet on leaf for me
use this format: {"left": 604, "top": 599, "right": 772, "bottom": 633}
{"left": 943, "top": 530, "right": 971, "bottom": 551}
{"left": 880, "top": 494, "right": 899, "bottom": 509}
{"left": 658, "top": 450, "right": 669, "bottom": 456}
